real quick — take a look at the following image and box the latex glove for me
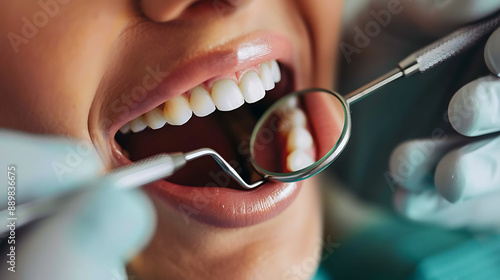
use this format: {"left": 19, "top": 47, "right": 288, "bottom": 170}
{"left": 389, "top": 29, "right": 500, "bottom": 233}
{"left": 0, "top": 130, "right": 155, "bottom": 280}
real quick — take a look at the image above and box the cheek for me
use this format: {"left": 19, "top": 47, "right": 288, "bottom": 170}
{"left": 0, "top": 0, "right": 132, "bottom": 137}
{"left": 293, "top": 0, "right": 343, "bottom": 88}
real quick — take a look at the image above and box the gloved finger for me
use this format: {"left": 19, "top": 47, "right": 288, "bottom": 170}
{"left": 394, "top": 188, "right": 500, "bottom": 232}
{"left": 389, "top": 137, "right": 468, "bottom": 191}
{"left": 485, "top": 27, "right": 500, "bottom": 77}
{"left": 435, "top": 135, "right": 500, "bottom": 203}
{"left": 0, "top": 130, "right": 102, "bottom": 208}
{"left": 7, "top": 188, "right": 155, "bottom": 280}
{"left": 448, "top": 75, "right": 500, "bottom": 137}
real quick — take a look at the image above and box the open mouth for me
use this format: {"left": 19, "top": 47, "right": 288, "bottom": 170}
{"left": 115, "top": 60, "right": 314, "bottom": 185}
{"left": 104, "top": 33, "right": 332, "bottom": 228}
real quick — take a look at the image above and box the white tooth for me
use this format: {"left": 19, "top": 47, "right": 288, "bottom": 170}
{"left": 270, "top": 60, "right": 281, "bottom": 83}
{"left": 286, "top": 150, "right": 315, "bottom": 172}
{"left": 119, "top": 123, "right": 131, "bottom": 134}
{"left": 277, "top": 96, "right": 299, "bottom": 115}
{"left": 259, "top": 63, "right": 275, "bottom": 91}
{"left": 286, "top": 96, "right": 299, "bottom": 109}
{"left": 211, "top": 79, "right": 245, "bottom": 111}
{"left": 164, "top": 95, "right": 193, "bottom": 126}
{"left": 145, "top": 107, "right": 167, "bottom": 130}
{"left": 129, "top": 116, "right": 148, "bottom": 133}
{"left": 239, "top": 71, "right": 266, "bottom": 103}
{"left": 189, "top": 86, "right": 216, "bottom": 117}
{"left": 289, "top": 108, "right": 307, "bottom": 127}
{"left": 286, "top": 126, "right": 314, "bottom": 152}
{"left": 278, "top": 109, "right": 307, "bottom": 136}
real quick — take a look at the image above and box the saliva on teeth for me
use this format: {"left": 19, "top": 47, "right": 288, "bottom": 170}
{"left": 120, "top": 60, "right": 282, "bottom": 134}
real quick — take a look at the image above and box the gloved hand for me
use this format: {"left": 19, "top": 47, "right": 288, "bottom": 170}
{"left": 0, "top": 130, "right": 155, "bottom": 280}
{"left": 389, "top": 28, "right": 500, "bottom": 233}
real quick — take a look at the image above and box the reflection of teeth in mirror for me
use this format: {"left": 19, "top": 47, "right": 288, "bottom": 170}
{"left": 279, "top": 96, "right": 299, "bottom": 113}
{"left": 286, "top": 96, "right": 298, "bottom": 108}
{"left": 274, "top": 106, "right": 316, "bottom": 172}
{"left": 278, "top": 108, "right": 307, "bottom": 137}
{"left": 285, "top": 126, "right": 315, "bottom": 172}
{"left": 287, "top": 150, "right": 315, "bottom": 172}
{"left": 118, "top": 60, "right": 281, "bottom": 133}
{"left": 286, "top": 127, "right": 313, "bottom": 152}
{"left": 288, "top": 108, "right": 307, "bottom": 127}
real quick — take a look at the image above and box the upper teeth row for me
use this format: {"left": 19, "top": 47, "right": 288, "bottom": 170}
{"left": 120, "top": 60, "right": 282, "bottom": 134}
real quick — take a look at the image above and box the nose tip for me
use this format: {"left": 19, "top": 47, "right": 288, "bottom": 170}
{"left": 141, "top": 0, "right": 250, "bottom": 22}
{"left": 140, "top": 0, "right": 201, "bottom": 22}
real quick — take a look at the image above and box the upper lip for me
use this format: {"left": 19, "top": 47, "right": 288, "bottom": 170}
{"left": 102, "top": 31, "right": 296, "bottom": 141}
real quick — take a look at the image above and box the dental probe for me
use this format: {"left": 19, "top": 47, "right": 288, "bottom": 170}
{"left": 344, "top": 13, "right": 500, "bottom": 104}
{"left": 103, "top": 148, "right": 263, "bottom": 191}
{"left": 0, "top": 148, "right": 263, "bottom": 236}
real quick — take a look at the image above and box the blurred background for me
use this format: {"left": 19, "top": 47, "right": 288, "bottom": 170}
{"left": 316, "top": 1, "right": 500, "bottom": 279}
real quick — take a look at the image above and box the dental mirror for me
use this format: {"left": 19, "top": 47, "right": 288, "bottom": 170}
{"left": 249, "top": 89, "right": 349, "bottom": 182}
{"left": 246, "top": 13, "right": 500, "bottom": 186}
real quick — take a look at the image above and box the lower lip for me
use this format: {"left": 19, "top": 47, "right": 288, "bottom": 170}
{"left": 150, "top": 178, "right": 302, "bottom": 228}
{"left": 112, "top": 150, "right": 302, "bottom": 228}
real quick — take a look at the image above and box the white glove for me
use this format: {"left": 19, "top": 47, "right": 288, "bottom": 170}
{"left": 0, "top": 130, "right": 155, "bottom": 280}
{"left": 389, "top": 28, "right": 500, "bottom": 233}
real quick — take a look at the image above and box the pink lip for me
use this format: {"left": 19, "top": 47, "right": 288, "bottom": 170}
{"left": 113, "top": 148, "right": 302, "bottom": 228}
{"left": 107, "top": 31, "right": 303, "bottom": 228}
{"left": 107, "top": 31, "right": 296, "bottom": 139}
{"left": 150, "top": 180, "right": 302, "bottom": 228}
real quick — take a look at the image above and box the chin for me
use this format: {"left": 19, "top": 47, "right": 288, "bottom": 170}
{"left": 128, "top": 178, "right": 323, "bottom": 280}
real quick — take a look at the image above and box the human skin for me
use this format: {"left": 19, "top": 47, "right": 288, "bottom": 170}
{"left": 0, "top": 1, "right": 343, "bottom": 279}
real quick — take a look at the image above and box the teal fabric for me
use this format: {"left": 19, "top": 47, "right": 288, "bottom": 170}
{"left": 319, "top": 217, "right": 471, "bottom": 279}
{"left": 316, "top": 224, "right": 500, "bottom": 279}
{"left": 413, "top": 236, "right": 500, "bottom": 280}
{"left": 314, "top": 265, "right": 334, "bottom": 280}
